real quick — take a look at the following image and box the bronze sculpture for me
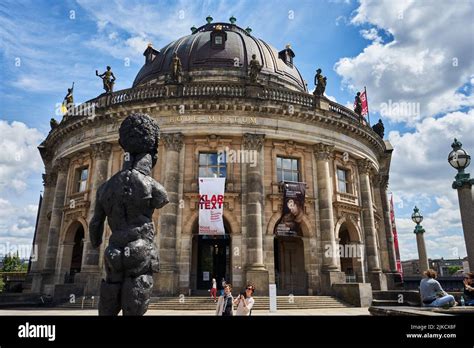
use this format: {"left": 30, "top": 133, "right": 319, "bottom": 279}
{"left": 372, "top": 119, "right": 384, "bottom": 138}
{"left": 354, "top": 92, "right": 362, "bottom": 116}
{"left": 96, "top": 66, "right": 116, "bottom": 93}
{"left": 169, "top": 52, "right": 182, "bottom": 83}
{"left": 249, "top": 54, "right": 262, "bottom": 84}
{"left": 314, "top": 68, "right": 326, "bottom": 96}
{"left": 90, "top": 113, "right": 169, "bottom": 315}
{"left": 62, "top": 82, "right": 74, "bottom": 115}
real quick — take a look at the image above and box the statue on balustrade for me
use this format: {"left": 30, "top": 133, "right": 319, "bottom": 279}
{"left": 62, "top": 82, "right": 74, "bottom": 115}
{"left": 249, "top": 54, "right": 262, "bottom": 84}
{"left": 372, "top": 119, "right": 385, "bottom": 138}
{"left": 90, "top": 113, "right": 169, "bottom": 316}
{"left": 354, "top": 92, "right": 362, "bottom": 116}
{"left": 314, "top": 68, "right": 327, "bottom": 96}
{"left": 96, "top": 66, "right": 116, "bottom": 93}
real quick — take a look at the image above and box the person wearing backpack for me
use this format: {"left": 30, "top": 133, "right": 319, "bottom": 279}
{"left": 215, "top": 283, "right": 234, "bottom": 316}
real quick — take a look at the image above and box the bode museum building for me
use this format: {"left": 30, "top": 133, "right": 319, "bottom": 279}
{"left": 28, "top": 18, "right": 399, "bottom": 301}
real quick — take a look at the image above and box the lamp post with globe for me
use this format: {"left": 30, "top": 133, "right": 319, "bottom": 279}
{"left": 412, "top": 206, "right": 429, "bottom": 274}
{"left": 448, "top": 138, "right": 474, "bottom": 271}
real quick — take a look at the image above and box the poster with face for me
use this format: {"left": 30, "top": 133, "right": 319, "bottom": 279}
{"left": 275, "top": 182, "right": 305, "bottom": 236}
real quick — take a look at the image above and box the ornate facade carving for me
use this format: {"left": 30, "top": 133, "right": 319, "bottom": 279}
{"left": 356, "top": 158, "right": 374, "bottom": 175}
{"left": 313, "top": 143, "right": 334, "bottom": 161}
{"left": 91, "top": 142, "right": 112, "bottom": 159}
{"left": 162, "top": 132, "right": 184, "bottom": 152}
{"left": 243, "top": 133, "right": 265, "bottom": 150}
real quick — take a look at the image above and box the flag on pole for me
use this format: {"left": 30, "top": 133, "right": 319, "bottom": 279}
{"left": 360, "top": 89, "right": 369, "bottom": 117}
{"left": 389, "top": 194, "right": 403, "bottom": 279}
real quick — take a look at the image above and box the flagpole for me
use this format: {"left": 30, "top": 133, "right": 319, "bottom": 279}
{"left": 364, "top": 86, "right": 370, "bottom": 125}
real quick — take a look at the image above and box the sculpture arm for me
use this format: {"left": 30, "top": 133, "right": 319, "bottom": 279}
{"left": 89, "top": 185, "right": 106, "bottom": 248}
{"left": 151, "top": 181, "right": 169, "bottom": 209}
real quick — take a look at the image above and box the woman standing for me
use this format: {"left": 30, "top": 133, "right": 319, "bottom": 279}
{"left": 234, "top": 284, "right": 255, "bottom": 316}
{"left": 215, "top": 283, "right": 234, "bottom": 316}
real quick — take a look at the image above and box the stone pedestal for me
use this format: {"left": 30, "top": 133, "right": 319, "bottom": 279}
{"left": 246, "top": 84, "right": 264, "bottom": 98}
{"left": 320, "top": 270, "right": 346, "bottom": 295}
{"left": 415, "top": 231, "right": 429, "bottom": 273}
{"left": 314, "top": 96, "right": 330, "bottom": 111}
{"left": 368, "top": 271, "right": 387, "bottom": 291}
{"left": 456, "top": 185, "right": 474, "bottom": 271}
{"left": 165, "top": 84, "right": 183, "bottom": 97}
{"left": 245, "top": 269, "right": 269, "bottom": 296}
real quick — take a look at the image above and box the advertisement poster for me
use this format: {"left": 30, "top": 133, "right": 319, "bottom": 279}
{"left": 199, "top": 177, "right": 226, "bottom": 235}
{"left": 275, "top": 182, "right": 305, "bottom": 236}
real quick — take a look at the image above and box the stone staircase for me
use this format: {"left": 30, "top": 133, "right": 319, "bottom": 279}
{"left": 56, "top": 295, "right": 352, "bottom": 310}
{"left": 371, "top": 290, "right": 421, "bottom": 307}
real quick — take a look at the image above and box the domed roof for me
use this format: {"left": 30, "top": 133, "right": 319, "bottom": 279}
{"left": 133, "top": 21, "right": 307, "bottom": 92}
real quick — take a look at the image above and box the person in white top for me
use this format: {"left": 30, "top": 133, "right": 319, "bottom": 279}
{"left": 234, "top": 283, "right": 255, "bottom": 316}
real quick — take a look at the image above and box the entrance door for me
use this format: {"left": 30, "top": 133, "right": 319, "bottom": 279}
{"left": 195, "top": 235, "right": 230, "bottom": 290}
{"left": 274, "top": 236, "right": 306, "bottom": 294}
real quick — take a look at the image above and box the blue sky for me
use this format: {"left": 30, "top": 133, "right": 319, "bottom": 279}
{"left": 0, "top": 0, "right": 473, "bottom": 262}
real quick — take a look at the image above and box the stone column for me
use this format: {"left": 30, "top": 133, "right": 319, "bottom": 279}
{"left": 29, "top": 172, "right": 57, "bottom": 292}
{"left": 357, "top": 159, "right": 386, "bottom": 290}
{"left": 372, "top": 174, "right": 390, "bottom": 273}
{"left": 79, "top": 142, "right": 112, "bottom": 295}
{"left": 456, "top": 184, "right": 474, "bottom": 272}
{"left": 313, "top": 143, "right": 344, "bottom": 294}
{"left": 156, "top": 133, "right": 183, "bottom": 295}
{"left": 43, "top": 158, "right": 70, "bottom": 284}
{"left": 243, "top": 133, "right": 268, "bottom": 294}
{"left": 378, "top": 174, "right": 397, "bottom": 273}
{"left": 415, "top": 230, "right": 429, "bottom": 273}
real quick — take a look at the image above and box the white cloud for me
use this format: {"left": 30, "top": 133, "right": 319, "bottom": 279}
{"left": 0, "top": 121, "right": 44, "bottom": 194}
{"left": 334, "top": 0, "right": 474, "bottom": 124}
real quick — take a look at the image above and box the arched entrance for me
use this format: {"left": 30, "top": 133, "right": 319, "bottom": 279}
{"left": 274, "top": 234, "right": 306, "bottom": 295}
{"left": 61, "top": 221, "right": 84, "bottom": 283}
{"left": 337, "top": 220, "right": 363, "bottom": 283}
{"left": 191, "top": 219, "right": 231, "bottom": 292}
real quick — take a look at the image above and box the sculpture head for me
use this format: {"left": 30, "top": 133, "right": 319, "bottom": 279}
{"left": 251, "top": 54, "right": 256, "bottom": 59}
{"left": 67, "top": 88, "right": 73, "bottom": 93}
{"left": 107, "top": 66, "right": 111, "bottom": 71}
{"left": 356, "top": 92, "right": 360, "bottom": 96}
{"left": 119, "top": 113, "right": 160, "bottom": 167}
{"left": 316, "top": 68, "right": 322, "bottom": 74}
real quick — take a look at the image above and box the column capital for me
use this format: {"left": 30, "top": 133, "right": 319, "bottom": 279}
{"left": 90, "top": 142, "right": 112, "bottom": 159}
{"left": 243, "top": 133, "right": 265, "bottom": 151}
{"left": 357, "top": 158, "right": 374, "bottom": 175}
{"left": 53, "top": 157, "right": 70, "bottom": 173}
{"left": 42, "top": 172, "right": 58, "bottom": 187}
{"left": 162, "top": 132, "right": 184, "bottom": 152}
{"left": 313, "top": 143, "right": 334, "bottom": 161}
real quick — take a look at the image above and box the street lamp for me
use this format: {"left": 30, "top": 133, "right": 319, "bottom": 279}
{"left": 448, "top": 138, "right": 474, "bottom": 272}
{"left": 412, "top": 206, "right": 429, "bottom": 273}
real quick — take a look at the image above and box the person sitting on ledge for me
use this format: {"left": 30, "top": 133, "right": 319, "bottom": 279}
{"left": 419, "top": 269, "right": 455, "bottom": 308}
{"left": 462, "top": 272, "right": 474, "bottom": 306}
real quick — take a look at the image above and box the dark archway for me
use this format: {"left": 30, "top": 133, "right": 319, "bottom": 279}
{"left": 191, "top": 219, "right": 231, "bottom": 293}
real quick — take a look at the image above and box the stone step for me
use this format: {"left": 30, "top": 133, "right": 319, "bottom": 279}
{"left": 56, "top": 296, "right": 351, "bottom": 310}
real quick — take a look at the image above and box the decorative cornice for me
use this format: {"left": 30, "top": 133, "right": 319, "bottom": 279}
{"left": 243, "top": 133, "right": 265, "bottom": 150}
{"left": 313, "top": 143, "right": 334, "bottom": 161}
{"left": 53, "top": 157, "right": 70, "bottom": 173}
{"left": 162, "top": 132, "right": 184, "bottom": 152}
{"left": 357, "top": 158, "right": 374, "bottom": 175}
{"left": 42, "top": 172, "right": 57, "bottom": 187}
{"left": 91, "top": 142, "right": 113, "bottom": 159}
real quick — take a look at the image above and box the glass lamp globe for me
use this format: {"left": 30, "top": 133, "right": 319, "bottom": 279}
{"left": 448, "top": 138, "right": 471, "bottom": 170}
{"left": 411, "top": 206, "right": 423, "bottom": 225}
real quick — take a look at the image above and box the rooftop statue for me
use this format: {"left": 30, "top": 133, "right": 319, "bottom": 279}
{"left": 50, "top": 118, "right": 59, "bottom": 130}
{"left": 314, "top": 68, "right": 327, "bottom": 96}
{"left": 372, "top": 119, "right": 385, "bottom": 138}
{"left": 354, "top": 92, "right": 362, "bottom": 116}
{"left": 62, "top": 82, "right": 74, "bottom": 115}
{"left": 96, "top": 66, "right": 116, "bottom": 93}
{"left": 89, "top": 113, "right": 169, "bottom": 316}
{"left": 169, "top": 52, "right": 183, "bottom": 83}
{"left": 249, "top": 54, "right": 262, "bottom": 84}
